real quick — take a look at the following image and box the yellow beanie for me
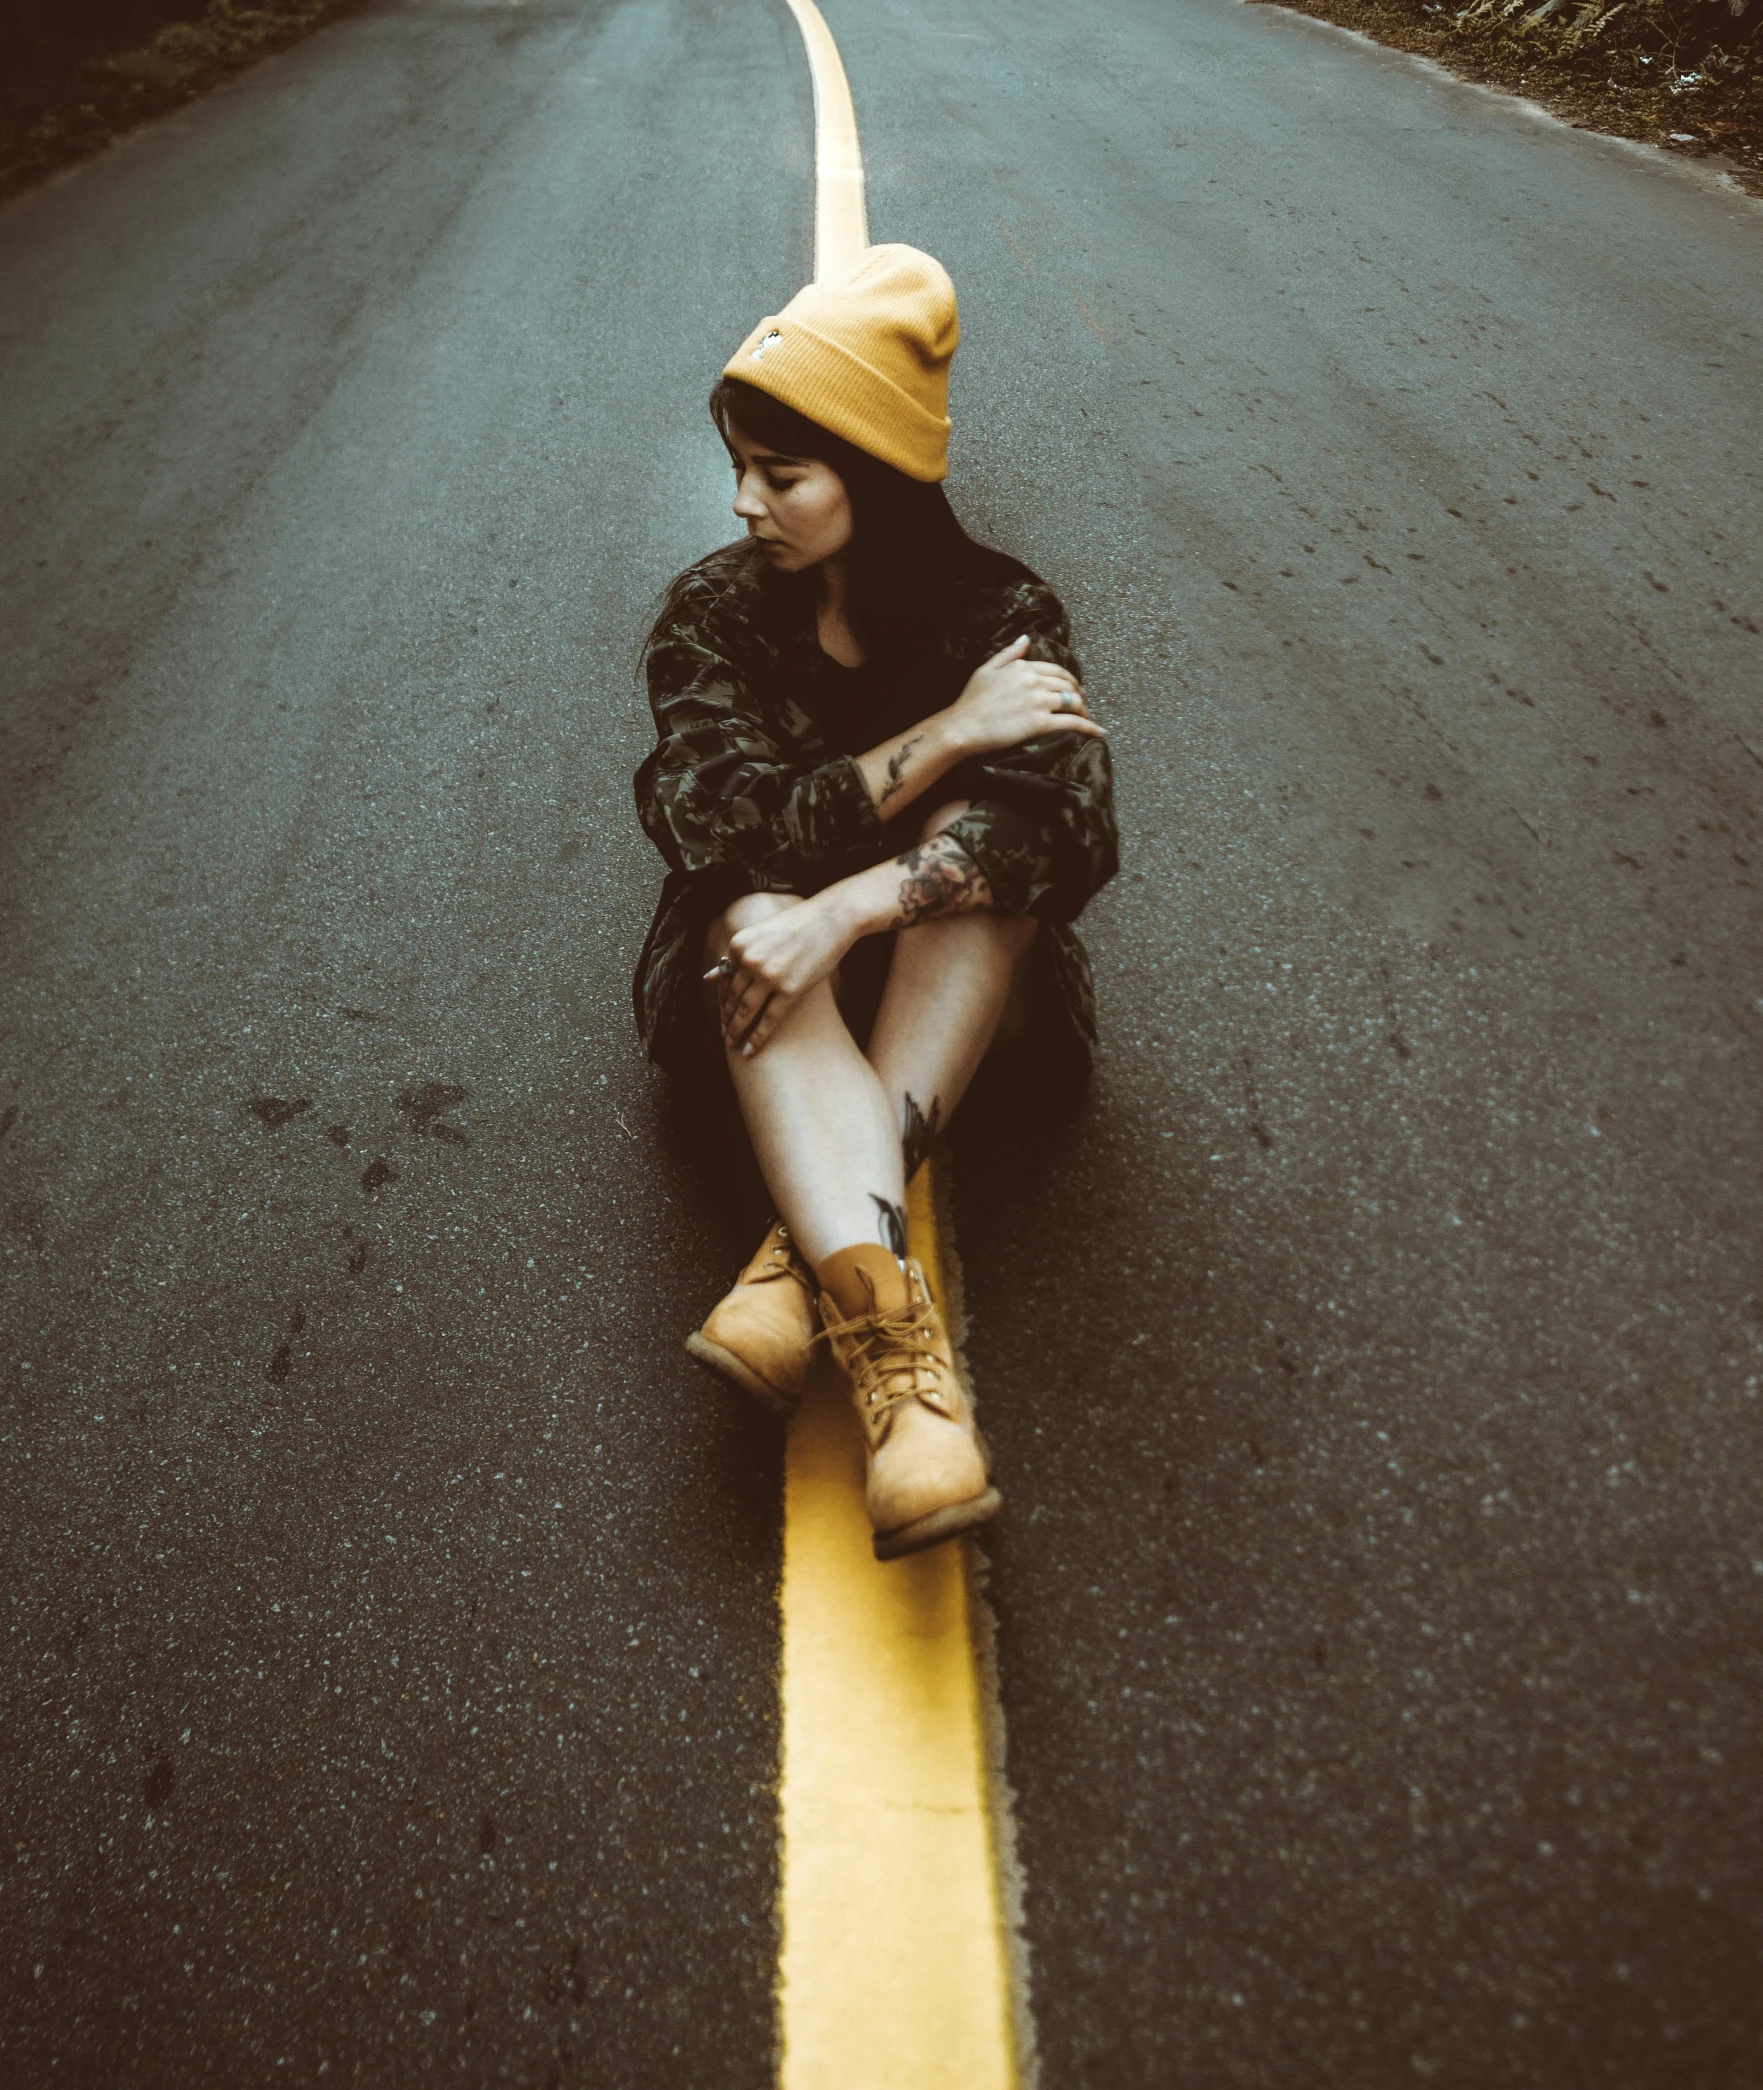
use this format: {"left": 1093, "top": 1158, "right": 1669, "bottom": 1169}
{"left": 723, "top": 245, "right": 959, "bottom": 483}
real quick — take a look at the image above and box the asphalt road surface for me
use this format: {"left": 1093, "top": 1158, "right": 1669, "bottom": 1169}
{"left": 3, "top": 0, "right": 1760, "bottom": 2084}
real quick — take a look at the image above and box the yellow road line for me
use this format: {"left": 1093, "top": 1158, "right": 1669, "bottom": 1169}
{"left": 769, "top": 16, "right": 1020, "bottom": 2081}
{"left": 780, "top": 0, "right": 869, "bottom": 278}
{"left": 779, "top": 1159, "right": 1018, "bottom": 2090}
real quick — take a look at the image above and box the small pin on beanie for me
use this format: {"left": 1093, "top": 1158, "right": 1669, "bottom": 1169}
{"left": 723, "top": 245, "right": 959, "bottom": 483}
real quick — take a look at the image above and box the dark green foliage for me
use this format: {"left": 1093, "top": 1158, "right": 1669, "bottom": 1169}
{"left": 1451, "top": 0, "right": 1757, "bottom": 72}
{"left": 3, "top": 2, "right": 214, "bottom": 88}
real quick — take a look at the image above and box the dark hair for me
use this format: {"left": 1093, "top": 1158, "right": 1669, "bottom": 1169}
{"left": 709, "top": 376, "right": 1015, "bottom": 665}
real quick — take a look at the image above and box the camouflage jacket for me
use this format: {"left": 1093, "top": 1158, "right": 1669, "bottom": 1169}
{"left": 631, "top": 538, "right": 1117, "bottom": 1074}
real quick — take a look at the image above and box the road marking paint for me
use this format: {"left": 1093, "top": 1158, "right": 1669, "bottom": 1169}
{"left": 780, "top": 0, "right": 868, "bottom": 277}
{"left": 769, "top": 14, "right": 1022, "bottom": 2081}
{"left": 779, "top": 1158, "right": 1019, "bottom": 2090}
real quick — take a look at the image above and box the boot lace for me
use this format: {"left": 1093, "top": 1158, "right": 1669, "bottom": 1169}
{"left": 816, "top": 1299, "right": 944, "bottom": 1413}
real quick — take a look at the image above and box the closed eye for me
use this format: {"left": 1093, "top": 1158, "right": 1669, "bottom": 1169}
{"left": 729, "top": 459, "right": 802, "bottom": 492}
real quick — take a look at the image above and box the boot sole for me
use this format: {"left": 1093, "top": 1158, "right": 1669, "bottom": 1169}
{"left": 872, "top": 1487, "right": 1003, "bottom": 1562}
{"left": 684, "top": 1333, "right": 799, "bottom": 1419}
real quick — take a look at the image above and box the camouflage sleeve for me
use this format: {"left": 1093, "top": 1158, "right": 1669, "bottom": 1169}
{"left": 937, "top": 580, "right": 1119, "bottom": 920}
{"left": 635, "top": 597, "right": 881, "bottom": 887}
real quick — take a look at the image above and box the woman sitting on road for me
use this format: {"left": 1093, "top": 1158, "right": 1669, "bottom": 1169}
{"left": 632, "top": 245, "right": 1117, "bottom": 1561}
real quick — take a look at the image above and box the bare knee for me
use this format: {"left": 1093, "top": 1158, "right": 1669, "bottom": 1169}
{"left": 916, "top": 799, "right": 973, "bottom": 846}
{"left": 702, "top": 889, "right": 803, "bottom": 964}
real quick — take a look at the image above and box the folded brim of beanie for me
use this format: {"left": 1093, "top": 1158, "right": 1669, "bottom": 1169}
{"left": 726, "top": 316, "right": 951, "bottom": 483}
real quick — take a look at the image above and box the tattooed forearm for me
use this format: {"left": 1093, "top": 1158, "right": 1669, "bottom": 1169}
{"left": 901, "top": 1091, "right": 943, "bottom": 1182}
{"left": 877, "top": 734, "right": 924, "bottom": 809}
{"left": 870, "top": 1194, "right": 908, "bottom": 1260}
{"left": 890, "top": 834, "right": 992, "bottom": 928}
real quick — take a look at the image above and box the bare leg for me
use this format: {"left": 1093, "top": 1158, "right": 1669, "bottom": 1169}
{"left": 706, "top": 893, "right": 906, "bottom": 1270}
{"left": 866, "top": 804, "right": 1038, "bottom": 1177}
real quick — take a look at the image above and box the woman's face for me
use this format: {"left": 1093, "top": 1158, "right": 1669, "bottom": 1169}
{"left": 727, "top": 421, "right": 854, "bottom": 573}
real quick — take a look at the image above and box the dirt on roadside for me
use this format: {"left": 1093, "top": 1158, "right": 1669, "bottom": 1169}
{"left": 1250, "top": 0, "right": 1763, "bottom": 196}
{"left": 1, "top": 0, "right": 364, "bottom": 207}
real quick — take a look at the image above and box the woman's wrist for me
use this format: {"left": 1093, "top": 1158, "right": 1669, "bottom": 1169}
{"left": 928, "top": 706, "right": 972, "bottom": 764}
{"left": 822, "top": 861, "right": 899, "bottom": 943}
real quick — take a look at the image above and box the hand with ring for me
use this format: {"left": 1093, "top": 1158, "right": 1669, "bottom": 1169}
{"left": 945, "top": 634, "right": 1105, "bottom": 757}
{"left": 705, "top": 894, "right": 856, "bottom": 1059}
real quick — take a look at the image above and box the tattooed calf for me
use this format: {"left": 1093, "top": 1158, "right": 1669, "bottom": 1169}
{"left": 901, "top": 1091, "right": 943, "bottom": 1182}
{"left": 870, "top": 1194, "right": 908, "bottom": 1260}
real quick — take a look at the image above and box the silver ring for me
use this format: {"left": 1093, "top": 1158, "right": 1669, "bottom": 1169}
{"left": 717, "top": 954, "right": 736, "bottom": 979}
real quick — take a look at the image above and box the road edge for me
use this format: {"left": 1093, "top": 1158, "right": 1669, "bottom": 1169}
{"left": 1248, "top": 0, "right": 1763, "bottom": 207}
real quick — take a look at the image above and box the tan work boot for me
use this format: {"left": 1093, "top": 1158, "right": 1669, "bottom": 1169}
{"left": 816, "top": 1243, "right": 1002, "bottom": 1561}
{"left": 686, "top": 1221, "right": 819, "bottom": 1416}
